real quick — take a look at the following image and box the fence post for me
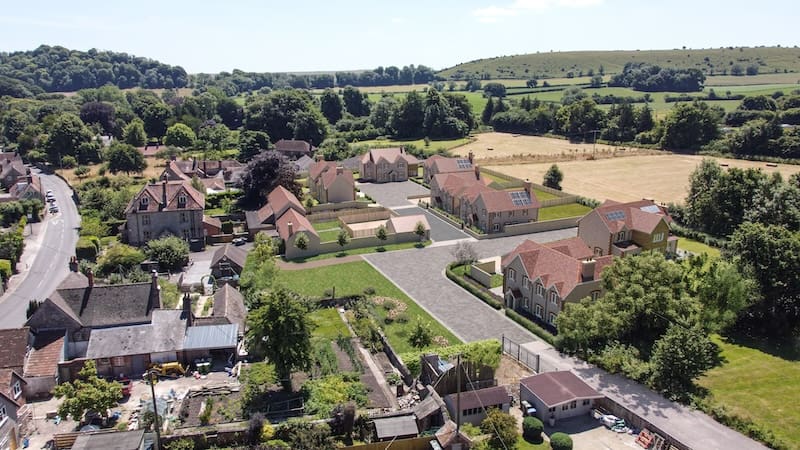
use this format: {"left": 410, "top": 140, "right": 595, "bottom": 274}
{"left": 535, "top": 354, "right": 540, "bottom": 373}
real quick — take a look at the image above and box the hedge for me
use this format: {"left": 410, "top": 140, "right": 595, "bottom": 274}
{"left": 76, "top": 236, "right": 100, "bottom": 260}
{"left": 399, "top": 339, "right": 501, "bottom": 377}
{"left": 0, "top": 259, "right": 11, "bottom": 283}
{"left": 549, "top": 432, "right": 573, "bottom": 450}
{"left": 505, "top": 309, "right": 556, "bottom": 346}
{"left": 522, "top": 416, "right": 543, "bottom": 442}
{"left": 446, "top": 264, "right": 503, "bottom": 310}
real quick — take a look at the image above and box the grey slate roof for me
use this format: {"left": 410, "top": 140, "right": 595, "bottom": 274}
{"left": 86, "top": 310, "right": 187, "bottom": 359}
{"left": 212, "top": 284, "right": 247, "bottom": 335}
{"left": 183, "top": 324, "right": 238, "bottom": 350}
{"left": 52, "top": 281, "right": 159, "bottom": 328}
{"left": 71, "top": 429, "right": 145, "bottom": 450}
{"left": 210, "top": 244, "right": 248, "bottom": 271}
{"left": 373, "top": 414, "right": 419, "bottom": 440}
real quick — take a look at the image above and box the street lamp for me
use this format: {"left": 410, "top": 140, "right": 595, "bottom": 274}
{"left": 147, "top": 369, "right": 162, "bottom": 450}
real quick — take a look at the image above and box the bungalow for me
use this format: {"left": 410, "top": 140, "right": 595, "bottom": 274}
{"left": 360, "top": 147, "right": 419, "bottom": 183}
{"left": 443, "top": 385, "right": 511, "bottom": 426}
{"left": 578, "top": 199, "right": 678, "bottom": 257}
{"left": 422, "top": 153, "right": 474, "bottom": 184}
{"left": 501, "top": 237, "right": 614, "bottom": 327}
{"left": 124, "top": 180, "right": 205, "bottom": 247}
{"left": 308, "top": 161, "right": 355, "bottom": 204}
{"left": 274, "top": 139, "right": 314, "bottom": 159}
{"left": 519, "top": 371, "right": 603, "bottom": 424}
{"left": 210, "top": 244, "right": 248, "bottom": 281}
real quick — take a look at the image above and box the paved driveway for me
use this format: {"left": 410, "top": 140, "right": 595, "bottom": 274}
{"left": 356, "top": 181, "right": 429, "bottom": 208}
{"left": 393, "top": 207, "right": 468, "bottom": 242}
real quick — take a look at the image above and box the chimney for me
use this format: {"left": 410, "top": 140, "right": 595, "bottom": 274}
{"left": 69, "top": 256, "right": 79, "bottom": 272}
{"left": 468, "top": 151, "right": 474, "bottom": 164}
{"left": 192, "top": 157, "right": 197, "bottom": 171}
{"left": 287, "top": 221, "right": 294, "bottom": 236}
{"left": 523, "top": 180, "right": 532, "bottom": 196}
{"left": 336, "top": 166, "right": 343, "bottom": 175}
{"left": 203, "top": 160, "right": 207, "bottom": 175}
{"left": 182, "top": 293, "right": 193, "bottom": 327}
{"left": 162, "top": 180, "right": 167, "bottom": 208}
{"left": 474, "top": 165, "right": 481, "bottom": 180}
{"left": 218, "top": 160, "right": 222, "bottom": 170}
{"left": 151, "top": 269, "right": 159, "bottom": 292}
{"left": 87, "top": 268, "right": 94, "bottom": 287}
{"left": 581, "top": 259, "right": 596, "bottom": 282}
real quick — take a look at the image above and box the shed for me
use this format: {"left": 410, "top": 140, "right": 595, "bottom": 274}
{"left": 443, "top": 385, "right": 511, "bottom": 426}
{"left": 71, "top": 429, "right": 145, "bottom": 450}
{"left": 373, "top": 414, "right": 419, "bottom": 442}
{"left": 519, "top": 371, "right": 604, "bottom": 423}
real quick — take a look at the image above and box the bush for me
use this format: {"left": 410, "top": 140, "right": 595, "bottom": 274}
{"left": 446, "top": 264, "right": 503, "bottom": 310}
{"left": 144, "top": 236, "right": 189, "bottom": 271}
{"left": 96, "top": 243, "right": 145, "bottom": 275}
{"left": 76, "top": 236, "right": 100, "bottom": 260}
{"left": 400, "top": 339, "right": 501, "bottom": 377}
{"left": 0, "top": 259, "right": 11, "bottom": 283}
{"left": 549, "top": 432, "right": 573, "bottom": 450}
{"left": 523, "top": 416, "right": 544, "bottom": 442}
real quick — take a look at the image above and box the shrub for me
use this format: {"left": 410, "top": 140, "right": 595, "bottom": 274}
{"left": 76, "top": 236, "right": 100, "bottom": 260}
{"left": 61, "top": 155, "right": 77, "bottom": 169}
{"left": 505, "top": 309, "right": 557, "bottom": 346}
{"left": 523, "top": 416, "right": 544, "bottom": 442}
{"left": 549, "top": 432, "right": 573, "bottom": 450}
{"left": 97, "top": 243, "right": 146, "bottom": 275}
{"left": 144, "top": 236, "right": 189, "bottom": 271}
{"left": 0, "top": 259, "right": 11, "bottom": 283}
{"left": 446, "top": 263, "right": 503, "bottom": 310}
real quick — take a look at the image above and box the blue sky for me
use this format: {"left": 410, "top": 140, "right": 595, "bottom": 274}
{"left": 0, "top": 0, "right": 796, "bottom": 74}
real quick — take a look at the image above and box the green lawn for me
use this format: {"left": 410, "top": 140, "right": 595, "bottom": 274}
{"left": 285, "top": 240, "right": 430, "bottom": 262}
{"left": 532, "top": 188, "right": 559, "bottom": 201}
{"left": 517, "top": 438, "right": 549, "bottom": 450}
{"left": 312, "top": 220, "right": 341, "bottom": 231}
{"left": 698, "top": 334, "right": 800, "bottom": 448}
{"left": 276, "top": 261, "right": 461, "bottom": 353}
{"left": 677, "top": 237, "right": 721, "bottom": 258}
{"left": 313, "top": 220, "right": 344, "bottom": 243}
{"left": 451, "top": 264, "right": 503, "bottom": 289}
{"left": 538, "top": 203, "right": 592, "bottom": 221}
{"left": 308, "top": 307, "right": 350, "bottom": 340}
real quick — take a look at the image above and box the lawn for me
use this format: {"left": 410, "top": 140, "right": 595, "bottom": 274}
{"left": 451, "top": 264, "right": 503, "bottom": 289}
{"left": 538, "top": 203, "right": 592, "bottom": 221}
{"left": 517, "top": 438, "right": 549, "bottom": 450}
{"left": 532, "top": 188, "right": 559, "bottom": 201}
{"left": 698, "top": 334, "right": 800, "bottom": 448}
{"left": 677, "top": 237, "right": 721, "bottom": 258}
{"left": 276, "top": 261, "right": 461, "bottom": 353}
{"left": 308, "top": 307, "right": 350, "bottom": 340}
{"left": 354, "top": 136, "right": 473, "bottom": 154}
{"left": 285, "top": 240, "right": 430, "bottom": 262}
{"left": 313, "top": 220, "right": 344, "bottom": 243}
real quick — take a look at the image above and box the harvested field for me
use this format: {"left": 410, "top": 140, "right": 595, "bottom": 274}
{"left": 455, "top": 133, "right": 653, "bottom": 162}
{"left": 487, "top": 154, "right": 800, "bottom": 204}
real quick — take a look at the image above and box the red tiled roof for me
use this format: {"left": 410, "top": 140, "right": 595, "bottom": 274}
{"left": 267, "top": 185, "right": 305, "bottom": 216}
{"left": 24, "top": 331, "right": 63, "bottom": 378}
{"left": 434, "top": 172, "right": 490, "bottom": 199}
{"left": 275, "top": 139, "right": 313, "bottom": 153}
{"left": 163, "top": 161, "right": 191, "bottom": 181}
{"left": 0, "top": 327, "right": 28, "bottom": 371}
{"left": 126, "top": 180, "right": 204, "bottom": 213}
{"left": 276, "top": 208, "right": 318, "bottom": 240}
{"left": 309, "top": 161, "right": 337, "bottom": 181}
{"left": 423, "top": 155, "right": 473, "bottom": 174}
{"left": 476, "top": 189, "right": 540, "bottom": 213}
{"left": 361, "top": 147, "right": 419, "bottom": 165}
{"left": 520, "top": 371, "right": 603, "bottom": 408}
{"left": 589, "top": 199, "right": 672, "bottom": 234}
{"left": 322, "top": 168, "right": 355, "bottom": 190}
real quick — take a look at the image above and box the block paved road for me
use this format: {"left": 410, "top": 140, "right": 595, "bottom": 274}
{"left": 393, "top": 206, "right": 468, "bottom": 242}
{"left": 364, "top": 229, "right": 767, "bottom": 450}
{"left": 356, "top": 181, "right": 429, "bottom": 208}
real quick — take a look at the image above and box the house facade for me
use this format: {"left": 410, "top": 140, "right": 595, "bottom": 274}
{"left": 308, "top": 162, "right": 355, "bottom": 204}
{"left": 0, "top": 385, "right": 22, "bottom": 450}
{"left": 578, "top": 199, "right": 678, "bottom": 257}
{"left": 519, "top": 371, "right": 603, "bottom": 424}
{"left": 124, "top": 180, "right": 205, "bottom": 247}
{"left": 502, "top": 237, "right": 613, "bottom": 327}
{"left": 360, "top": 147, "right": 419, "bottom": 183}
{"left": 422, "top": 153, "right": 474, "bottom": 184}
{"left": 210, "top": 244, "right": 247, "bottom": 281}
{"left": 244, "top": 185, "right": 306, "bottom": 239}
{"left": 443, "top": 385, "right": 511, "bottom": 426}
{"left": 0, "top": 174, "right": 43, "bottom": 204}
{"left": 0, "top": 153, "right": 25, "bottom": 190}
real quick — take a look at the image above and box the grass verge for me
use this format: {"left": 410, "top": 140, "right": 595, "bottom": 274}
{"left": 285, "top": 240, "right": 430, "bottom": 263}
{"left": 678, "top": 237, "right": 721, "bottom": 258}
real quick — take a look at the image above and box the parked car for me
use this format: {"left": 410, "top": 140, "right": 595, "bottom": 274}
{"left": 232, "top": 237, "right": 246, "bottom": 246}
{"left": 521, "top": 400, "right": 537, "bottom": 417}
{"left": 49, "top": 205, "right": 59, "bottom": 214}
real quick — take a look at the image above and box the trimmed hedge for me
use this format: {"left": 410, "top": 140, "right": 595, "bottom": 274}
{"left": 446, "top": 264, "right": 503, "bottom": 310}
{"left": 400, "top": 339, "right": 501, "bottom": 377}
{"left": 76, "top": 235, "right": 101, "bottom": 260}
{"left": 505, "top": 309, "right": 556, "bottom": 346}
{"left": 522, "top": 416, "right": 543, "bottom": 442}
{"left": 0, "top": 259, "right": 11, "bottom": 283}
{"left": 550, "top": 432, "right": 573, "bottom": 450}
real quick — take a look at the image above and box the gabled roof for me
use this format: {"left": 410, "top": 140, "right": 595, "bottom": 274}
{"left": 321, "top": 167, "right": 355, "bottom": 190}
{"left": 24, "top": 331, "right": 64, "bottom": 378}
{"left": 213, "top": 284, "right": 247, "bottom": 334}
{"left": 203, "top": 215, "right": 222, "bottom": 230}
{"left": 0, "top": 368, "right": 25, "bottom": 406}
{"left": 47, "top": 281, "right": 160, "bottom": 328}
{"left": 0, "top": 327, "right": 28, "bottom": 371}
{"left": 163, "top": 160, "right": 192, "bottom": 181}
{"left": 267, "top": 185, "right": 305, "bottom": 217}
{"left": 424, "top": 155, "right": 473, "bottom": 174}
{"left": 309, "top": 161, "right": 337, "bottom": 181}
{"left": 294, "top": 155, "right": 314, "bottom": 172}
{"left": 520, "top": 371, "right": 603, "bottom": 408}
{"left": 210, "top": 244, "right": 248, "bottom": 270}
{"left": 586, "top": 199, "right": 673, "bottom": 234}
{"left": 275, "top": 139, "right": 313, "bottom": 154}
{"left": 85, "top": 310, "right": 186, "bottom": 359}
{"left": 126, "top": 180, "right": 204, "bottom": 213}
{"left": 433, "top": 171, "right": 491, "bottom": 199}
{"left": 276, "top": 208, "right": 318, "bottom": 240}
{"left": 373, "top": 414, "right": 419, "bottom": 440}
{"left": 475, "top": 189, "right": 540, "bottom": 213}
{"left": 361, "top": 147, "right": 419, "bottom": 165}
{"left": 444, "top": 385, "right": 510, "bottom": 411}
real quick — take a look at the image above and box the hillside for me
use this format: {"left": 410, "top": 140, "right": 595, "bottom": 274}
{"left": 437, "top": 46, "right": 800, "bottom": 80}
{"left": 0, "top": 44, "right": 189, "bottom": 95}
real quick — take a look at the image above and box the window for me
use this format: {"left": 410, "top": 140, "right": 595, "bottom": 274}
{"left": 562, "top": 404, "right": 569, "bottom": 411}
{"left": 509, "top": 210, "right": 515, "bottom": 217}
{"left": 653, "top": 232, "right": 665, "bottom": 243}
{"left": 493, "top": 223, "right": 500, "bottom": 231}
{"left": 535, "top": 304, "right": 542, "bottom": 318}
{"left": 548, "top": 407, "right": 555, "bottom": 413}
{"left": 617, "top": 231, "right": 625, "bottom": 242}
{"left": 112, "top": 356, "right": 125, "bottom": 366}
{"left": 180, "top": 212, "right": 188, "bottom": 223}
{"left": 0, "top": 405, "right": 6, "bottom": 424}
{"left": 12, "top": 381, "right": 21, "bottom": 399}
{"left": 570, "top": 401, "right": 577, "bottom": 409}
{"left": 182, "top": 229, "right": 190, "bottom": 239}
{"left": 507, "top": 268, "right": 516, "bottom": 281}
{"left": 523, "top": 209, "right": 528, "bottom": 215}
{"left": 549, "top": 291, "right": 558, "bottom": 305}
{"left": 582, "top": 399, "right": 591, "bottom": 406}
{"left": 591, "top": 290, "right": 600, "bottom": 301}
{"left": 142, "top": 214, "right": 150, "bottom": 226}
{"left": 523, "top": 277, "right": 529, "bottom": 290}
{"left": 548, "top": 313, "right": 556, "bottom": 325}
{"left": 143, "top": 231, "right": 151, "bottom": 241}
{"left": 594, "top": 247, "right": 603, "bottom": 256}
{"left": 535, "top": 283, "right": 544, "bottom": 296}
{"left": 524, "top": 297, "right": 530, "bottom": 309}
{"left": 139, "top": 197, "right": 149, "bottom": 210}
{"left": 178, "top": 194, "right": 187, "bottom": 207}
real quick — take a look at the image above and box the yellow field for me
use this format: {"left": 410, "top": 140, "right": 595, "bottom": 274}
{"left": 455, "top": 132, "right": 647, "bottom": 161}
{"left": 486, "top": 154, "right": 800, "bottom": 204}
{"left": 57, "top": 157, "right": 166, "bottom": 186}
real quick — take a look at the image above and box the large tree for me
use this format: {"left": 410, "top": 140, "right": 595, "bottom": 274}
{"left": 649, "top": 325, "right": 719, "bottom": 401}
{"left": 142, "top": 102, "right": 171, "bottom": 138}
{"left": 144, "top": 235, "right": 189, "bottom": 271}
{"left": 543, "top": 164, "right": 564, "bottom": 190}
{"left": 319, "top": 88, "right": 344, "bottom": 124}
{"left": 390, "top": 91, "right": 425, "bottom": 138}
{"left": 44, "top": 113, "right": 93, "bottom": 163}
{"left": 123, "top": 118, "right": 147, "bottom": 147}
{"left": 164, "top": 123, "right": 196, "bottom": 148}
{"left": 79, "top": 101, "right": 116, "bottom": 136}
{"left": 244, "top": 90, "right": 328, "bottom": 146}
{"left": 479, "top": 409, "right": 519, "bottom": 450}
{"left": 216, "top": 97, "right": 244, "bottom": 129}
{"left": 660, "top": 101, "right": 722, "bottom": 150}
{"left": 105, "top": 142, "right": 147, "bottom": 175}
{"left": 238, "top": 150, "right": 301, "bottom": 207}
{"left": 246, "top": 287, "right": 314, "bottom": 390}
{"left": 342, "top": 86, "right": 370, "bottom": 117}
{"left": 52, "top": 360, "right": 122, "bottom": 422}
{"left": 238, "top": 130, "right": 271, "bottom": 162}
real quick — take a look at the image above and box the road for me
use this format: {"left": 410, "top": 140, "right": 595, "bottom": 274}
{"left": 0, "top": 172, "right": 80, "bottom": 328}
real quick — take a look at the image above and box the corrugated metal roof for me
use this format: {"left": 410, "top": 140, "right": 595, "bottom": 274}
{"left": 183, "top": 324, "right": 238, "bottom": 350}
{"left": 373, "top": 415, "right": 419, "bottom": 439}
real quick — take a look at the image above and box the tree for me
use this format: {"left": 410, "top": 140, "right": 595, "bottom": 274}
{"left": 96, "top": 243, "right": 146, "bottom": 275}
{"left": 390, "top": 91, "right": 425, "bottom": 138}
{"left": 590, "top": 75, "right": 604, "bottom": 88}
{"left": 451, "top": 241, "right": 478, "bottom": 265}
{"left": 238, "top": 130, "right": 271, "bottom": 162}
{"left": 649, "top": 325, "right": 719, "bottom": 400}
{"left": 2, "top": 110, "right": 32, "bottom": 143}
{"left": 74, "top": 165, "right": 90, "bottom": 179}
{"left": 240, "top": 362, "right": 278, "bottom": 413}
{"left": 319, "top": 88, "right": 344, "bottom": 124}
{"left": 342, "top": 86, "right": 370, "bottom": 117}
{"left": 375, "top": 225, "right": 388, "bottom": 247}
{"left": 543, "top": 164, "right": 564, "bottom": 190}
{"left": 555, "top": 98, "right": 606, "bottom": 139}
{"left": 144, "top": 235, "right": 189, "bottom": 271}
{"left": 414, "top": 221, "right": 427, "bottom": 242}
{"left": 408, "top": 316, "right": 433, "bottom": 348}
{"left": 105, "top": 142, "right": 147, "bottom": 175}
{"left": 79, "top": 101, "right": 116, "bottom": 135}
{"left": 549, "top": 432, "right": 573, "bottom": 450}
{"left": 52, "top": 360, "right": 122, "bottom": 422}
{"left": 197, "top": 123, "right": 233, "bottom": 151}
{"left": 245, "top": 90, "right": 327, "bottom": 146}
{"left": 123, "top": 118, "right": 147, "bottom": 147}
{"left": 238, "top": 150, "right": 301, "bottom": 207}
{"left": 483, "top": 82, "right": 507, "bottom": 98}
{"left": 337, "top": 229, "right": 350, "bottom": 249}
{"left": 660, "top": 101, "right": 722, "bottom": 150}
{"left": 44, "top": 113, "right": 93, "bottom": 163}
{"left": 294, "top": 232, "right": 309, "bottom": 250}
{"left": 479, "top": 409, "right": 518, "bottom": 450}
{"left": 142, "top": 102, "right": 171, "bottom": 138}
{"left": 682, "top": 255, "right": 755, "bottom": 333}
{"left": 246, "top": 288, "right": 314, "bottom": 389}
{"left": 216, "top": 97, "right": 244, "bottom": 129}
{"left": 239, "top": 234, "right": 278, "bottom": 308}
{"left": 164, "top": 123, "right": 196, "bottom": 148}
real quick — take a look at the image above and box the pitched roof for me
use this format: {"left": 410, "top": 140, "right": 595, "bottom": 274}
{"left": 267, "top": 185, "right": 305, "bottom": 216}
{"left": 0, "top": 369, "right": 25, "bottom": 406}
{"left": 276, "top": 208, "right": 318, "bottom": 240}
{"left": 213, "top": 284, "right": 247, "bottom": 334}
{"left": 203, "top": 215, "right": 222, "bottom": 230}
{"left": 50, "top": 281, "right": 160, "bottom": 328}
{"left": 163, "top": 160, "right": 192, "bottom": 181}
{"left": 275, "top": 139, "right": 313, "bottom": 154}
{"left": 85, "top": 310, "right": 187, "bottom": 359}
{"left": 210, "top": 244, "right": 248, "bottom": 270}
{"left": 445, "top": 385, "right": 510, "bottom": 411}
{"left": 388, "top": 215, "right": 430, "bottom": 234}
{"left": 321, "top": 167, "right": 354, "bottom": 190}
{"left": 0, "top": 327, "right": 28, "bottom": 371}
{"left": 424, "top": 155, "right": 473, "bottom": 174}
{"left": 587, "top": 199, "right": 672, "bottom": 234}
{"left": 433, "top": 171, "right": 491, "bottom": 199}
{"left": 58, "top": 271, "right": 90, "bottom": 289}
{"left": 361, "top": 147, "right": 419, "bottom": 165}
{"left": 71, "top": 429, "right": 145, "bottom": 450}
{"left": 475, "top": 189, "right": 540, "bottom": 213}
{"left": 309, "top": 161, "right": 337, "bottom": 181}
{"left": 294, "top": 155, "right": 314, "bottom": 172}
{"left": 373, "top": 414, "right": 419, "bottom": 440}
{"left": 502, "top": 238, "right": 613, "bottom": 298}
{"left": 24, "top": 331, "right": 64, "bottom": 378}
{"left": 520, "top": 371, "right": 603, "bottom": 408}
{"left": 126, "top": 180, "right": 205, "bottom": 214}
{"left": 183, "top": 323, "right": 238, "bottom": 350}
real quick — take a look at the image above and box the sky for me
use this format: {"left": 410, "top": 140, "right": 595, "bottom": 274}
{"left": 0, "top": 0, "right": 797, "bottom": 74}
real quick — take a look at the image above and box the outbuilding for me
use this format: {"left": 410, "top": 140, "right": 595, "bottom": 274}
{"left": 519, "top": 371, "right": 603, "bottom": 424}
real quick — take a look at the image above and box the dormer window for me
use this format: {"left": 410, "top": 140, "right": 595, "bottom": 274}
{"left": 12, "top": 380, "right": 21, "bottom": 399}
{"left": 616, "top": 231, "right": 625, "bottom": 242}
{"left": 139, "top": 197, "right": 149, "bottom": 210}
{"left": 178, "top": 194, "right": 187, "bottom": 208}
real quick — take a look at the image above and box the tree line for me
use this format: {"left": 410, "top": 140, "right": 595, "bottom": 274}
{"left": 608, "top": 62, "right": 706, "bottom": 92}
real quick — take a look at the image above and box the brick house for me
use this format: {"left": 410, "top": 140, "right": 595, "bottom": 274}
{"left": 422, "top": 153, "right": 474, "bottom": 184}
{"left": 124, "top": 180, "right": 205, "bottom": 247}
{"left": 308, "top": 161, "right": 355, "bottom": 203}
{"left": 578, "top": 199, "right": 678, "bottom": 257}
{"left": 244, "top": 185, "right": 306, "bottom": 239}
{"left": 0, "top": 153, "right": 25, "bottom": 190}
{"left": 360, "top": 148, "right": 419, "bottom": 183}
{"left": 501, "top": 237, "right": 614, "bottom": 327}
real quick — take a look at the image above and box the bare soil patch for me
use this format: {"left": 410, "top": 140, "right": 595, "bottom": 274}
{"left": 496, "top": 355, "right": 534, "bottom": 401}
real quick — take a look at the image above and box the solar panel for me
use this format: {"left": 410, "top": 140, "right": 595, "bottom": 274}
{"left": 510, "top": 191, "right": 532, "bottom": 206}
{"left": 605, "top": 210, "right": 625, "bottom": 221}
{"left": 640, "top": 205, "right": 661, "bottom": 214}
{"left": 456, "top": 159, "right": 471, "bottom": 169}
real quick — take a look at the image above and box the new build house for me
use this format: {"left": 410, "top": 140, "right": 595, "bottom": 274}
{"left": 422, "top": 153, "right": 474, "bottom": 184}
{"left": 360, "top": 147, "right": 419, "bottom": 183}
{"left": 307, "top": 161, "right": 355, "bottom": 204}
{"left": 578, "top": 199, "right": 678, "bottom": 257}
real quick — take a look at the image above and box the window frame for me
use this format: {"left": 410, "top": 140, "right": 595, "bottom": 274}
{"left": 535, "top": 283, "right": 544, "bottom": 296}
{"left": 617, "top": 231, "right": 625, "bottom": 241}
{"left": 534, "top": 304, "right": 542, "bottom": 318}
{"left": 653, "top": 232, "right": 665, "bottom": 243}
{"left": 548, "top": 312, "right": 556, "bottom": 325}
{"left": 549, "top": 291, "right": 558, "bottom": 305}
{"left": 0, "top": 404, "right": 6, "bottom": 425}
{"left": 12, "top": 380, "right": 21, "bottom": 399}
{"left": 507, "top": 268, "right": 516, "bottom": 281}
{"left": 141, "top": 214, "right": 150, "bottom": 226}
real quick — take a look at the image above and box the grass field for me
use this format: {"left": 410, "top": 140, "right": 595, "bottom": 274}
{"left": 677, "top": 237, "right": 721, "bottom": 258}
{"left": 532, "top": 188, "right": 559, "bottom": 201}
{"left": 308, "top": 307, "right": 350, "bottom": 340}
{"left": 538, "top": 203, "right": 592, "bottom": 221}
{"left": 698, "top": 334, "right": 800, "bottom": 449}
{"left": 354, "top": 136, "right": 473, "bottom": 153}
{"left": 276, "top": 261, "right": 460, "bottom": 353}
{"left": 454, "top": 132, "right": 650, "bottom": 162}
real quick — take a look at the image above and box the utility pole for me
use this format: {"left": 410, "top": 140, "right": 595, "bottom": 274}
{"left": 455, "top": 353, "right": 462, "bottom": 434}
{"left": 148, "top": 369, "right": 161, "bottom": 450}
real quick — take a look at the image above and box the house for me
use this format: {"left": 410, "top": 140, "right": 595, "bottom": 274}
{"left": 519, "top": 371, "right": 603, "bottom": 424}
{"left": 277, "top": 209, "right": 320, "bottom": 260}
{"left": 372, "top": 414, "right": 419, "bottom": 442}
{"left": 360, "top": 147, "right": 419, "bottom": 183}
{"left": 293, "top": 154, "right": 314, "bottom": 175}
{"left": 22, "top": 331, "right": 63, "bottom": 399}
{"left": 443, "top": 385, "right": 511, "bottom": 426}
{"left": 0, "top": 153, "right": 25, "bottom": 190}
{"left": 244, "top": 185, "right": 306, "bottom": 239}
{"left": 210, "top": 244, "right": 248, "bottom": 281}
{"left": 308, "top": 162, "right": 355, "bottom": 204}
{"left": 0, "top": 370, "right": 25, "bottom": 450}
{"left": 501, "top": 237, "right": 614, "bottom": 327}
{"left": 422, "top": 153, "right": 474, "bottom": 184}
{"left": 0, "top": 174, "right": 44, "bottom": 204}
{"left": 578, "top": 199, "right": 678, "bottom": 257}
{"left": 71, "top": 429, "right": 145, "bottom": 450}
{"left": 203, "top": 216, "right": 223, "bottom": 237}
{"left": 124, "top": 180, "right": 205, "bottom": 247}
{"left": 274, "top": 139, "right": 314, "bottom": 159}
{"left": 430, "top": 169, "right": 492, "bottom": 216}
{"left": 163, "top": 158, "right": 244, "bottom": 193}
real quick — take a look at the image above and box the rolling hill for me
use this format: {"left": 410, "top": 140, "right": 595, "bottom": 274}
{"left": 437, "top": 46, "right": 800, "bottom": 80}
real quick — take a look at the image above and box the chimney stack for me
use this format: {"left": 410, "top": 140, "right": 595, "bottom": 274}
{"left": 182, "top": 292, "right": 193, "bottom": 326}
{"left": 581, "top": 259, "right": 596, "bottom": 282}
{"left": 474, "top": 165, "right": 481, "bottom": 180}
{"left": 287, "top": 221, "right": 294, "bottom": 236}
{"left": 170, "top": 154, "right": 177, "bottom": 161}
{"left": 468, "top": 151, "right": 474, "bottom": 164}
{"left": 218, "top": 160, "right": 222, "bottom": 170}
{"left": 87, "top": 268, "right": 94, "bottom": 287}
{"left": 162, "top": 180, "right": 168, "bottom": 208}
{"left": 151, "top": 269, "right": 159, "bottom": 292}
{"left": 523, "top": 180, "right": 532, "bottom": 196}
{"left": 203, "top": 160, "right": 207, "bottom": 175}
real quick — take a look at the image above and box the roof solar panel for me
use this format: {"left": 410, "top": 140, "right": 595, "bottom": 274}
{"left": 640, "top": 205, "right": 661, "bottom": 214}
{"left": 605, "top": 210, "right": 625, "bottom": 221}
{"left": 510, "top": 191, "right": 531, "bottom": 206}
{"left": 456, "top": 159, "right": 472, "bottom": 169}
